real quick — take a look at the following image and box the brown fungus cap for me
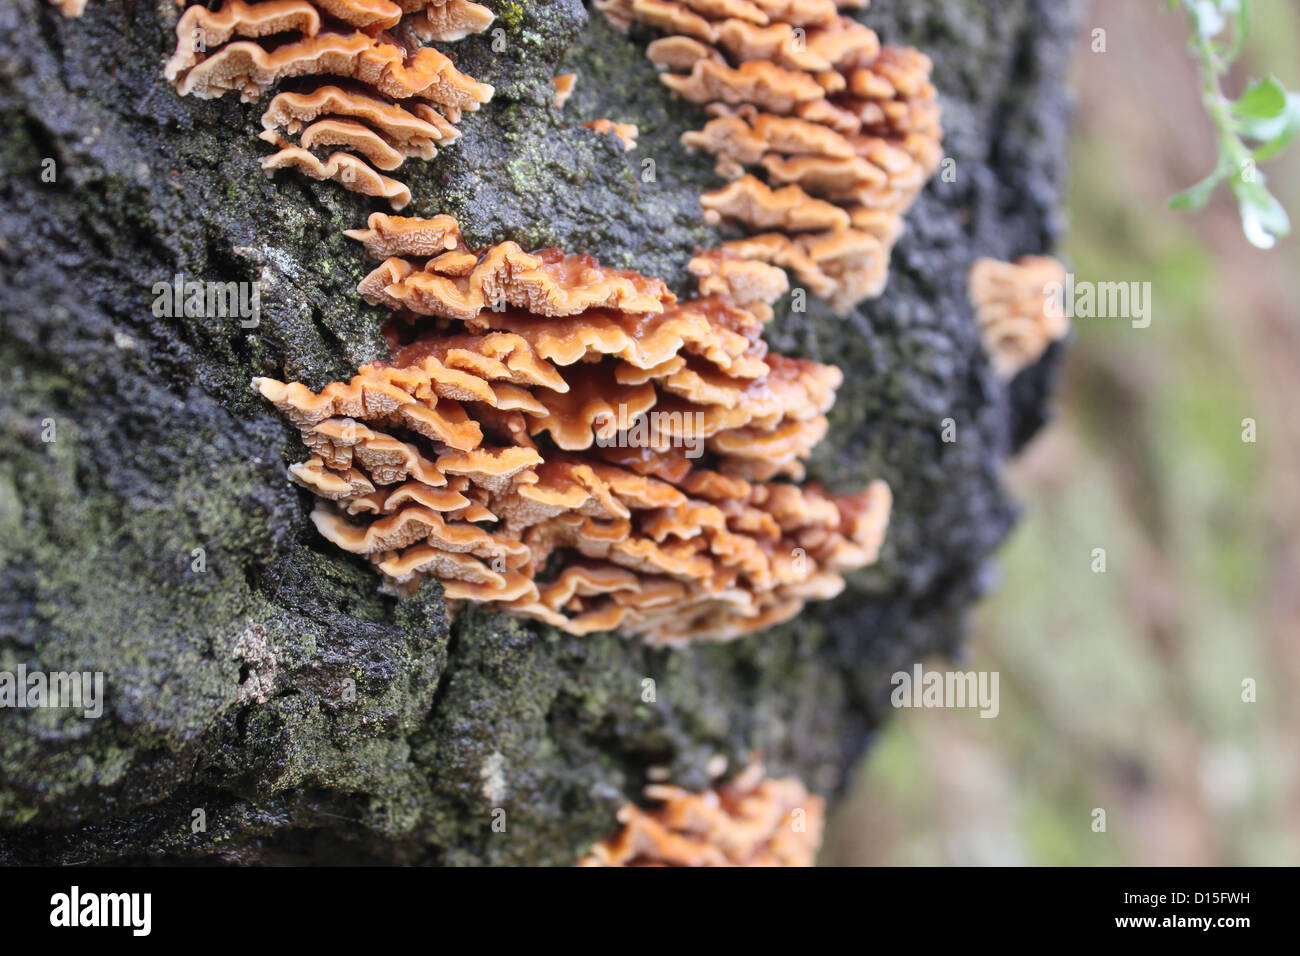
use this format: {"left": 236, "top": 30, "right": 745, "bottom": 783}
{"left": 408, "top": 0, "right": 495, "bottom": 42}
{"left": 969, "top": 256, "right": 1070, "bottom": 378}
{"left": 688, "top": 250, "right": 789, "bottom": 305}
{"left": 701, "top": 175, "right": 850, "bottom": 231}
{"left": 595, "top": 0, "right": 719, "bottom": 42}
{"left": 260, "top": 146, "right": 412, "bottom": 207}
{"left": 661, "top": 58, "right": 827, "bottom": 111}
{"left": 355, "top": 244, "right": 675, "bottom": 321}
{"left": 552, "top": 73, "right": 577, "bottom": 108}
{"left": 164, "top": 1, "right": 324, "bottom": 83}
{"left": 310, "top": 0, "right": 404, "bottom": 28}
{"left": 647, "top": 36, "right": 725, "bottom": 72}
{"left": 579, "top": 763, "right": 825, "bottom": 866}
{"left": 171, "top": 26, "right": 493, "bottom": 106}
{"left": 683, "top": 111, "right": 857, "bottom": 166}
{"left": 261, "top": 86, "right": 448, "bottom": 158}
{"left": 344, "top": 212, "right": 464, "bottom": 258}
{"left": 286, "top": 118, "right": 408, "bottom": 170}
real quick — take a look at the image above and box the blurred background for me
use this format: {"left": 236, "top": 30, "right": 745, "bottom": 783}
{"left": 824, "top": 0, "right": 1300, "bottom": 865}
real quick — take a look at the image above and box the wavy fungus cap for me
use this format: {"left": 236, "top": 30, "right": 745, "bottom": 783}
{"left": 970, "top": 256, "right": 1070, "bottom": 377}
{"left": 407, "top": 0, "right": 495, "bottom": 42}
{"left": 255, "top": 216, "right": 893, "bottom": 645}
{"left": 579, "top": 763, "right": 826, "bottom": 866}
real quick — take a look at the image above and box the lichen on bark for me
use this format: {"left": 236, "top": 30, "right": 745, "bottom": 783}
{"left": 0, "top": 0, "right": 1072, "bottom": 863}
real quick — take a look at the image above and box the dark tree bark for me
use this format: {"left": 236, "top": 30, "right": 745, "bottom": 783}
{"left": 0, "top": 0, "right": 1072, "bottom": 864}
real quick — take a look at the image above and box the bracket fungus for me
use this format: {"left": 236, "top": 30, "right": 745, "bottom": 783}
{"left": 552, "top": 73, "right": 578, "bottom": 109}
{"left": 255, "top": 215, "right": 892, "bottom": 645}
{"left": 969, "top": 256, "right": 1070, "bottom": 378}
{"left": 165, "top": 1, "right": 494, "bottom": 208}
{"left": 47, "top": 0, "right": 87, "bottom": 16}
{"left": 597, "top": 0, "right": 942, "bottom": 312}
{"left": 406, "top": 0, "right": 495, "bottom": 42}
{"left": 578, "top": 763, "right": 825, "bottom": 866}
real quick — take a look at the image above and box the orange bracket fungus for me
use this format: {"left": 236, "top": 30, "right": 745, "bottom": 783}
{"left": 165, "top": 0, "right": 495, "bottom": 208}
{"left": 255, "top": 214, "right": 892, "bottom": 646}
{"left": 596, "top": 0, "right": 943, "bottom": 312}
{"left": 969, "top": 256, "right": 1070, "bottom": 378}
{"left": 48, "top": 0, "right": 87, "bottom": 16}
{"left": 552, "top": 73, "right": 578, "bottom": 109}
{"left": 578, "top": 763, "right": 825, "bottom": 866}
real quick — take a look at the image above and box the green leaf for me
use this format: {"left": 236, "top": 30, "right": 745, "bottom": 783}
{"left": 1251, "top": 94, "right": 1300, "bottom": 159}
{"left": 1169, "top": 170, "right": 1225, "bottom": 211}
{"left": 1231, "top": 76, "right": 1287, "bottom": 119}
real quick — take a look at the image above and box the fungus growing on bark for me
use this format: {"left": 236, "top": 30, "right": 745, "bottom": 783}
{"left": 701, "top": 175, "right": 850, "bottom": 231}
{"left": 355, "top": 243, "right": 676, "bottom": 321}
{"left": 48, "top": 0, "right": 87, "bottom": 16}
{"left": 578, "top": 763, "right": 825, "bottom": 866}
{"left": 343, "top": 212, "right": 464, "bottom": 256}
{"left": 407, "top": 0, "right": 495, "bottom": 42}
{"left": 309, "top": 0, "right": 404, "bottom": 29}
{"left": 661, "top": 59, "right": 827, "bottom": 111}
{"left": 647, "top": 36, "right": 725, "bottom": 72}
{"left": 582, "top": 119, "right": 640, "bottom": 151}
{"left": 552, "top": 73, "right": 577, "bottom": 108}
{"left": 166, "top": 1, "right": 493, "bottom": 206}
{"left": 163, "top": 1, "right": 324, "bottom": 83}
{"left": 688, "top": 249, "right": 789, "bottom": 305}
{"left": 969, "top": 256, "right": 1070, "bottom": 377}
{"left": 255, "top": 215, "right": 892, "bottom": 644}
{"left": 261, "top": 86, "right": 450, "bottom": 159}
{"left": 683, "top": 112, "right": 857, "bottom": 167}
{"left": 259, "top": 147, "right": 413, "bottom": 208}
{"left": 597, "top": 0, "right": 943, "bottom": 312}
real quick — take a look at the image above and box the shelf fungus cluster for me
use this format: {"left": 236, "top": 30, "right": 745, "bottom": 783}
{"left": 254, "top": 214, "right": 891, "bottom": 645}
{"left": 969, "top": 256, "right": 1069, "bottom": 378}
{"left": 596, "top": 0, "right": 942, "bottom": 312}
{"left": 164, "top": 0, "right": 495, "bottom": 208}
{"left": 578, "top": 763, "right": 825, "bottom": 866}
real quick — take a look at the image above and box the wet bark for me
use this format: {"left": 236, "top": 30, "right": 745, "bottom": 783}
{"left": 0, "top": 0, "right": 1072, "bottom": 864}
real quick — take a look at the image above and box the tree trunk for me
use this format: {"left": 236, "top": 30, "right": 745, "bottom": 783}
{"left": 0, "top": 0, "right": 1073, "bottom": 864}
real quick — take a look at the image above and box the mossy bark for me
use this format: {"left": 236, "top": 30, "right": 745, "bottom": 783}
{"left": 0, "top": 0, "right": 1073, "bottom": 863}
